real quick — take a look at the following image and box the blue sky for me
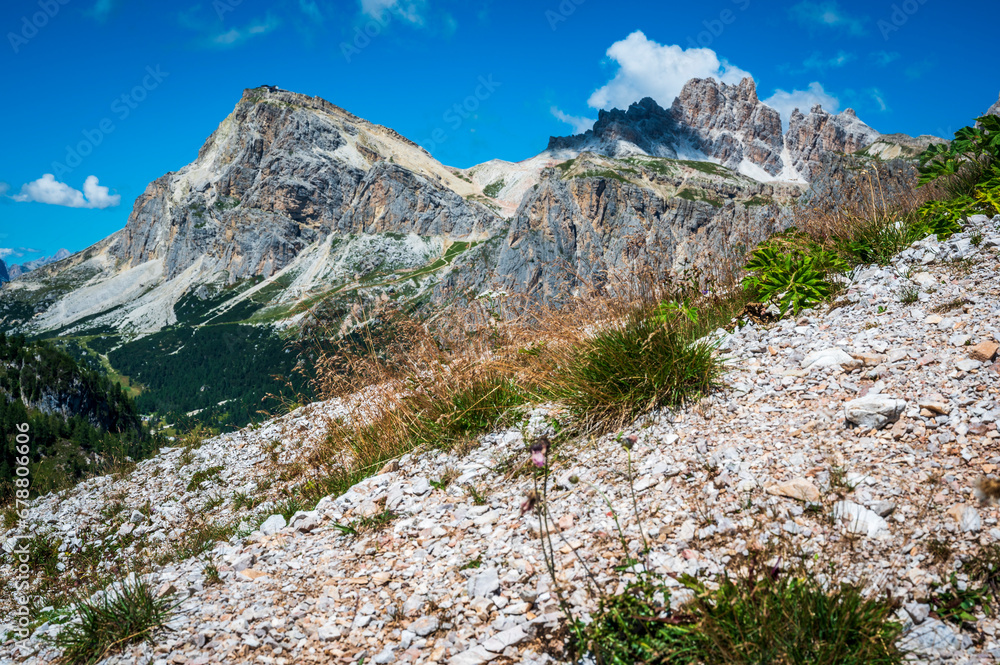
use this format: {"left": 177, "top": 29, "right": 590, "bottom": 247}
{"left": 1, "top": 0, "right": 996, "bottom": 264}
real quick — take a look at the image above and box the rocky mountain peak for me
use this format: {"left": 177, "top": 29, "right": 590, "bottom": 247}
{"left": 546, "top": 75, "right": 880, "bottom": 183}
{"left": 670, "top": 76, "right": 784, "bottom": 177}
{"left": 785, "top": 105, "right": 881, "bottom": 182}
{"left": 0, "top": 259, "right": 8, "bottom": 284}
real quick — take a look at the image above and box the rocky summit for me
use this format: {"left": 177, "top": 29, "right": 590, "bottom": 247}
{"left": 4, "top": 216, "right": 1000, "bottom": 664}
{"left": 547, "top": 77, "right": 886, "bottom": 182}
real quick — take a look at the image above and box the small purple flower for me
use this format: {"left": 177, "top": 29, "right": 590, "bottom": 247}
{"left": 529, "top": 436, "right": 550, "bottom": 468}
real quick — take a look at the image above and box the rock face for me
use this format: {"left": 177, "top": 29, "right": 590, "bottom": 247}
{"left": 110, "top": 87, "right": 500, "bottom": 283}
{"left": 785, "top": 106, "right": 880, "bottom": 182}
{"left": 984, "top": 92, "right": 1000, "bottom": 119}
{"left": 548, "top": 77, "right": 881, "bottom": 183}
{"left": 484, "top": 163, "right": 797, "bottom": 302}
{"left": 0, "top": 259, "right": 7, "bottom": 283}
{"left": 670, "top": 77, "right": 785, "bottom": 177}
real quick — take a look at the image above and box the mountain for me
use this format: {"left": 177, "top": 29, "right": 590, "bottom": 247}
{"left": 546, "top": 77, "right": 880, "bottom": 183}
{"left": 0, "top": 259, "right": 8, "bottom": 283}
{"left": 5, "top": 248, "right": 71, "bottom": 280}
{"left": 0, "top": 80, "right": 929, "bottom": 429}
{"left": 0, "top": 333, "right": 159, "bottom": 501}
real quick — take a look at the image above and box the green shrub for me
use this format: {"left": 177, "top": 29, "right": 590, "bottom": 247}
{"left": 742, "top": 234, "right": 846, "bottom": 315}
{"left": 483, "top": 178, "right": 505, "bottom": 198}
{"left": 576, "top": 567, "right": 904, "bottom": 665}
{"left": 48, "top": 576, "right": 176, "bottom": 665}
{"left": 915, "top": 115, "right": 1000, "bottom": 234}
{"left": 918, "top": 115, "right": 1000, "bottom": 195}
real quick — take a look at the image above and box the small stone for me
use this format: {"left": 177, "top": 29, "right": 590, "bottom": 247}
{"left": 482, "top": 625, "right": 528, "bottom": 653}
{"left": 905, "top": 602, "right": 931, "bottom": 625}
{"left": 947, "top": 504, "right": 982, "bottom": 533}
{"left": 766, "top": 478, "right": 821, "bottom": 502}
{"left": 473, "top": 510, "right": 500, "bottom": 527}
{"left": 918, "top": 399, "right": 951, "bottom": 415}
{"left": 448, "top": 646, "right": 496, "bottom": 665}
{"left": 239, "top": 569, "right": 269, "bottom": 581}
{"left": 832, "top": 501, "right": 889, "bottom": 537}
{"left": 259, "top": 515, "right": 287, "bottom": 536}
{"left": 130, "top": 510, "right": 145, "bottom": 524}
{"left": 844, "top": 395, "right": 906, "bottom": 430}
{"left": 956, "top": 359, "right": 983, "bottom": 372}
{"left": 468, "top": 568, "right": 500, "bottom": 599}
{"left": 912, "top": 272, "right": 936, "bottom": 287}
{"left": 970, "top": 341, "right": 1000, "bottom": 362}
{"left": 950, "top": 333, "right": 971, "bottom": 347}
{"left": 289, "top": 510, "right": 320, "bottom": 532}
{"left": 317, "top": 622, "right": 341, "bottom": 641}
{"left": 403, "top": 594, "right": 426, "bottom": 616}
{"left": 801, "top": 348, "right": 862, "bottom": 371}
{"left": 409, "top": 478, "right": 431, "bottom": 495}
{"left": 409, "top": 615, "right": 440, "bottom": 637}
{"left": 872, "top": 501, "right": 897, "bottom": 517}
{"left": 901, "top": 618, "right": 961, "bottom": 653}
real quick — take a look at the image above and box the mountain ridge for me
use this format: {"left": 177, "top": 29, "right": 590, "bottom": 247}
{"left": 546, "top": 77, "right": 882, "bottom": 183}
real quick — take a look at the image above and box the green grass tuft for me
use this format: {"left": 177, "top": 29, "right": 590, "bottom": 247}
{"left": 48, "top": 576, "right": 177, "bottom": 665}
{"left": 577, "top": 567, "right": 903, "bottom": 665}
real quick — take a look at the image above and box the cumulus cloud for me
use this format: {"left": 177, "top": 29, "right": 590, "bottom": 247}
{"left": 789, "top": 1, "right": 867, "bottom": 36}
{"left": 0, "top": 182, "right": 8, "bottom": 196}
{"left": 588, "top": 31, "right": 752, "bottom": 110}
{"left": 550, "top": 106, "right": 596, "bottom": 135}
{"left": 763, "top": 82, "right": 840, "bottom": 126}
{"left": 11, "top": 175, "right": 121, "bottom": 209}
{"left": 212, "top": 15, "right": 280, "bottom": 47}
{"left": 361, "top": 0, "right": 427, "bottom": 24}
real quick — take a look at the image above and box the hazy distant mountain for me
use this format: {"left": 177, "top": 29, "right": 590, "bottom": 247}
{"left": 5, "top": 248, "right": 71, "bottom": 280}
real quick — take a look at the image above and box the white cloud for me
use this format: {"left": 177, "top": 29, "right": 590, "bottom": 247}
{"left": 0, "top": 247, "right": 37, "bottom": 260}
{"left": 360, "top": 0, "right": 427, "bottom": 25}
{"left": 0, "top": 182, "right": 8, "bottom": 196}
{"left": 763, "top": 82, "right": 840, "bottom": 127}
{"left": 588, "top": 31, "right": 752, "bottom": 110}
{"left": 212, "top": 15, "right": 280, "bottom": 47}
{"left": 550, "top": 106, "right": 596, "bottom": 134}
{"left": 11, "top": 175, "right": 121, "bottom": 209}
{"left": 870, "top": 88, "right": 888, "bottom": 112}
{"left": 790, "top": 1, "right": 867, "bottom": 36}
{"left": 802, "top": 50, "right": 855, "bottom": 70}
{"left": 870, "top": 50, "right": 900, "bottom": 67}
{"left": 299, "top": 0, "right": 323, "bottom": 22}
